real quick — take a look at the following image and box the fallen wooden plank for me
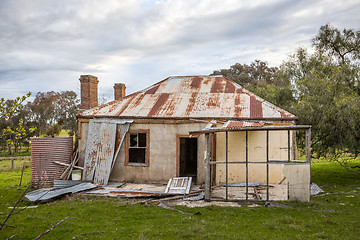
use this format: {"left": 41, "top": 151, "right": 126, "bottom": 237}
{"left": 53, "top": 161, "right": 83, "bottom": 170}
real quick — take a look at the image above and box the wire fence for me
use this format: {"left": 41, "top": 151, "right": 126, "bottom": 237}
{"left": 0, "top": 157, "right": 31, "bottom": 171}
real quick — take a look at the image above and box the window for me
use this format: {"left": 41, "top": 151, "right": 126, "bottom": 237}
{"left": 126, "top": 130, "right": 149, "bottom": 166}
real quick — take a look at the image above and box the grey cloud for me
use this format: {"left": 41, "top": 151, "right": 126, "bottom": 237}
{"left": 0, "top": 0, "right": 359, "bottom": 100}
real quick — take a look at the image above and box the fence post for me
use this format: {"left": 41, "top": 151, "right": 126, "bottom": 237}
{"left": 11, "top": 159, "right": 14, "bottom": 169}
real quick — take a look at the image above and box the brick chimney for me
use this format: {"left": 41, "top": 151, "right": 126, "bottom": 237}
{"left": 114, "top": 83, "right": 126, "bottom": 101}
{"left": 79, "top": 75, "right": 99, "bottom": 110}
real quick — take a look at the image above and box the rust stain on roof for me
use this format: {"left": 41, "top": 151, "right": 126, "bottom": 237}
{"left": 79, "top": 75, "right": 296, "bottom": 120}
{"left": 147, "top": 93, "right": 170, "bottom": 117}
{"left": 210, "top": 77, "right": 224, "bottom": 93}
{"left": 234, "top": 94, "right": 243, "bottom": 118}
{"left": 207, "top": 94, "right": 220, "bottom": 108}
{"left": 225, "top": 121, "right": 265, "bottom": 128}
{"left": 116, "top": 94, "right": 138, "bottom": 116}
{"left": 184, "top": 92, "right": 198, "bottom": 117}
{"left": 250, "top": 96, "right": 263, "bottom": 119}
{"left": 190, "top": 76, "right": 202, "bottom": 89}
{"left": 224, "top": 81, "right": 235, "bottom": 93}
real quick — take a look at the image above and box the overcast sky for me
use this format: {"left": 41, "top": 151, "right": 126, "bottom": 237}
{"left": 0, "top": 0, "right": 359, "bottom": 101}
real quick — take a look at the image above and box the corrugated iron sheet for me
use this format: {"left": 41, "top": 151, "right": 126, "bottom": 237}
{"left": 83, "top": 119, "right": 131, "bottom": 185}
{"left": 79, "top": 76, "right": 296, "bottom": 120}
{"left": 25, "top": 182, "right": 97, "bottom": 202}
{"left": 31, "top": 137, "right": 73, "bottom": 188}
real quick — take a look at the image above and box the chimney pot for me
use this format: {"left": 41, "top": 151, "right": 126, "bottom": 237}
{"left": 114, "top": 83, "right": 126, "bottom": 100}
{"left": 80, "top": 75, "right": 99, "bottom": 110}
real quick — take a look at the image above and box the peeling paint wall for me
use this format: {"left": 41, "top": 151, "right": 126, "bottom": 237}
{"left": 215, "top": 129, "right": 298, "bottom": 185}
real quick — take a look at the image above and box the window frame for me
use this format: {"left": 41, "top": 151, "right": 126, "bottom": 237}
{"left": 125, "top": 129, "right": 150, "bottom": 167}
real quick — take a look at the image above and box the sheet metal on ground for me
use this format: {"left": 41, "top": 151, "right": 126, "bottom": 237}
{"left": 83, "top": 119, "right": 131, "bottom": 186}
{"left": 25, "top": 182, "right": 97, "bottom": 202}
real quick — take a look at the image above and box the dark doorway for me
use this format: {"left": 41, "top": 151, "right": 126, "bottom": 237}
{"left": 179, "top": 137, "right": 198, "bottom": 181}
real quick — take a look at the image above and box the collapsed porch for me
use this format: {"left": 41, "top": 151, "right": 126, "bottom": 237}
{"left": 190, "top": 125, "right": 312, "bottom": 202}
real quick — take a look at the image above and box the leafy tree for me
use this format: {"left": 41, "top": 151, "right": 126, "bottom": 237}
{"left": 312, "top": 24, "right": 360, "bottom": 65}
{"left": 212, "top": 60, "right": 294, "bottom": 109}
{"left": 0, "top": 92, "right": 36, "bottom": 154}
{"left": 280, "top": 25, "right": 360, "bottom": 172}
{"left": 28, "top": 91, "right": 80, "bottom": 136}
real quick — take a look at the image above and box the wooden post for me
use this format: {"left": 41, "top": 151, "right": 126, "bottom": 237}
{"left": 11, "top": 159, "right": 14, "bottom": 169}
{"left": 305, "top": 128, "right": 311, "bottom": 163}
{"left": 266, "top": 130, "right": 269, "bottom": 201}
{"left": 204, "top": 133, "right": 211, "bottom": 202}
{"left": 225, "top": 131, "right": 228, "bottom": 201}
{"left": 19, "top": 165, "right": 25, "bottom": 186}
{"left": 245, "top": 131, "right": 248, "bottom": 201}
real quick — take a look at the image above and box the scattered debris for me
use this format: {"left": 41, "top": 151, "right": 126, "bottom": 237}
{"left": 25, "top": 183, "right": 97, "bottom": 202}
{"left": 8, "top": 206, "right": 38, "bottom": 209}
{"left": 264, "top": 202, "right": 292, "bottom": 208}
{"left": 53, "top": 180, "right": 88, "bottom": 189}
{"left": 158, "top": 201, "right": 189, "bottom": 214}
{"left": 53, "top": 161, "right": 83, "bottom": 170}
{"left": 170, "top": 200, "right": 246, "bottom": 208}
{"left": 310, "top": 183, "right": 325, "bottom": 195}
{"left": 253, "top": 187, "right": 262, "bottom": 200}
{"left": 59, "top": 150, "right": 80, "bottom": 180}
{"left": 183, "top": 192, "right": 204, "bottom": 201}
{"left": 165, "top": 177, "right": 192, "bottom": 194}
{"left": 108, "top": 190, "right": 167, "bottom": 198}
{"left": 325, "top": 210, "right": 335, "bottom": 213}
{"left": 221, "top": 182, "right": 260, "bottom": 187}
{"left": 33, "top": 216, "right": 74, "bottom": 240}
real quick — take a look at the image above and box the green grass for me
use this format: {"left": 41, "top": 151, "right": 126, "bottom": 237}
{"left": 0, "top": 159, "right": 359, "bottom": 239}
{"left": 0, "top": 158, "right": 31, "bottom": 172}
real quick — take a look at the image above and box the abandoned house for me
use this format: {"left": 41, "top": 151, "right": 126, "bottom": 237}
{"left": 77, "top": 75, "right": 311, "bottom": 202}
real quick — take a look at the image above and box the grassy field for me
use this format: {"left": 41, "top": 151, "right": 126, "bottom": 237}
{"left": 0, "top": 159, "right": 359, "bottom": 239}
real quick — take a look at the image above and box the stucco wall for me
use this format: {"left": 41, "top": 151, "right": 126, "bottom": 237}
{"left": 215, "top": 130, "right": 298, "bottom": 185}
{"left": 108, "top": 122, "right": 207, "bottom": 184}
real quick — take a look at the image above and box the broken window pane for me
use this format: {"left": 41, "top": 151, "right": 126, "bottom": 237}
{"left": 128, "top": 132, "right": 148, "bottom": 165}
{"left": 130, "top": 133, "right": 137, "bottom": 147}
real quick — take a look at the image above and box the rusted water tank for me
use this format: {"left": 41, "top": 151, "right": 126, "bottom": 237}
{"left": 31, "top": 137, "right": 73, "bottom": 187}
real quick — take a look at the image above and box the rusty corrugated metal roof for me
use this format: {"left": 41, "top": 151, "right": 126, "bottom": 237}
{"left": 224, "top": 121, "right": 265, "bottom": 128}
{"left": 79, "top": 75, "right": 296, "bottom": 120}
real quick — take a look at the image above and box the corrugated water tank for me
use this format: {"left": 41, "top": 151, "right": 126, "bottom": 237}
{"left": 31, "top": 137, "right": 73, "bottom": 187}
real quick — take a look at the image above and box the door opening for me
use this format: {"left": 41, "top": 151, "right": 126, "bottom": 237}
{"left": 179, "top": 137, "right": 198, "bottom": 181}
